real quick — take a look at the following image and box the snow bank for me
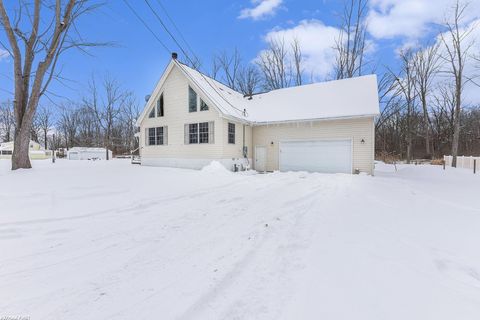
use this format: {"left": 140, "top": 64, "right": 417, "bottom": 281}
{"left": 200, "top": 161, "right": 232, "bottom": 175}
{"left": 1, "top": 160, "right": 480, "bottom": 320}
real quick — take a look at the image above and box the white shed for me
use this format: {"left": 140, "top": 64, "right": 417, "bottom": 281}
{"left": 67, "top": 147, "right": 112, "bottom": 160}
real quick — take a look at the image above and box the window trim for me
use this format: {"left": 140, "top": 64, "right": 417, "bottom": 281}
{"left": 185, "top": 122, "right": 214, "bottom": 145}
{"left": 146, "top": 126, "right": 167, "bottom": 146}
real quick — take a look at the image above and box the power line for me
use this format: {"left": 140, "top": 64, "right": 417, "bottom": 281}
{"left": 154, "top": 0, "right": 198, "bottom": 62}
{"left": 126, "top": 0, "right": 247, "bottom": 118}
{"left": 122, "top": 0, "right": 171, "bottom": 55}
{"left": 143, "top": 0, "right": 247, "bottom": 117}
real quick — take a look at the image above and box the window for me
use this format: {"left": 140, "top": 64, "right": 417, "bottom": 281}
{"left": 200, "top": 99, "right": 209, "bottom": 111}
{"left": 147, "top": 127, "right": 167, "bottom": 146}
{"left": 185, "top": 122, "right": 214, "bottom": 144}
{"left": 189, "top": 123, "right": 198, "bottom": 144}
{"left": 199, "top": 122, "right": 209, "bottom": 144}
{"left": 228, "top": 123, "right": 235, "bottom": 144}
{"left": 189, "top": 86, "right": 197, "bottom": 112}
{"left": 148, "top": 128, "right": 156, "bottom": 145}
{"left": 156, "top": 126, "right": 164, "bottom": 145}
{"left": 1, "top": 150, "right": 12, "bottom": 155}
{"left": 157, "top": 94, "right": 164, "bottom": 117}
{"left": 148, "top": 107, "right": 155, "bottom": 118}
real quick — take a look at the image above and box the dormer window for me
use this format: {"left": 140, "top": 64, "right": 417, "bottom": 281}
{"left": 157, "top": 94, "right": 164, "bottom": 117}
{"left": 189, "top": 86, "right": 197, "bottom": 112}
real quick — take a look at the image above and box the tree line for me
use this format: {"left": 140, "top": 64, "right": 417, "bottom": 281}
{"left": 0, "top": 75, "right": 139, "bottom": 157}
{"left": 0, "top": 0, "right": 478, "bottom": 169}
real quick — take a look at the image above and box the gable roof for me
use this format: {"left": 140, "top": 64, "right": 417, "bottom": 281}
{"left": 137, "top": 59, "right": 380, "bottom": 126}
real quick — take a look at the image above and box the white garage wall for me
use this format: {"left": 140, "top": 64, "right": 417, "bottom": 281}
{"left": 252, "top": 117, "right": 375, "bottom": 174}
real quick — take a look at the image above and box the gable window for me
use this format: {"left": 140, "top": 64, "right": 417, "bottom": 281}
{"left": 200, "top": 99, "right": 209, "bottom": 111}
{"left": 228, "top": 123, "right": 235, "bottom": 144}
{"left": 148, "top": 107, "right": 155, "bottom": 118}
{"left": 146, "top": 126, "right": 167, "bottom": 146}
{"left": 185, "top": 122, "right": 214, "bottom": 144}
{"left": 189, "top": 86, "right": 197, "bottom": 112}
{"left": 157, "top": 94, "right": 164, "bottom": 117}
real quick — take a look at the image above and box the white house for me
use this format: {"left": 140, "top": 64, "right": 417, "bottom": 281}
{"left": 0, "top": 140, "right": 52, "bottom": 160}
{"left": 136, "top": 55, "right": 380, "bottom": 174}
{"left": 67, "top": 147, "right": 112, "bottom": 160}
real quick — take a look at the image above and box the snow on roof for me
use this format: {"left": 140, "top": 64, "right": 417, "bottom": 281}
{"left": 175, "top": 62, "right": 249, "bottom": 121}
{"left": 177, "top": 61, "right": 380, "bottom": 124}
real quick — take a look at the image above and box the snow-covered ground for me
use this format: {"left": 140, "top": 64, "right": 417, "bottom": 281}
{"left": 1, "top": 159, "right": 479, "bottom": 320}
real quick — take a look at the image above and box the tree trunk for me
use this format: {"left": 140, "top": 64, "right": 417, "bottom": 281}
{"left": 422, "top": 96, "right": 431, "bottom": 156}
{"left": 44, "top": 129, "right": 48, "bottom": 150}
{"left": 12, "top": 126, "right": 32, "bottom": 170}
{"left": 451, "top": 102, "right": 461, "bottom": 167}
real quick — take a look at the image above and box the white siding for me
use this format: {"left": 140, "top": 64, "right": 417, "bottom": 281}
{"left": 140, "top": 67, "right": 225, "bottom": 161}
{"left": 252, "top": 117, "right": 375, "bottom": 174}
{"left": 221, "top": 118, "right": 253, "bottom": 161}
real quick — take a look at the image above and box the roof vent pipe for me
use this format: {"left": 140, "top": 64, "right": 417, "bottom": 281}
{"left": 172, "top": 52, "right": 178, "bottom": 60}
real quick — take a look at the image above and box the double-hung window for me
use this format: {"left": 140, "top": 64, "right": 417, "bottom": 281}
{"left": 146, "top": 127, "right": 167, "bottom": 146}
{"left": 188, "top": 123, "right": 198, "bottom": 144}
{"left": 185, "top": 122, "right": 214, "bottom": 144}
{"left": 228, "top": 123, "right": 235, "bottom": 144}
{"left": 199, "top": 122, "right": 209, "bottom": 143}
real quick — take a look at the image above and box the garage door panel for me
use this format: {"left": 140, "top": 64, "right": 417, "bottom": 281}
{"left": 280, "top": 140, "right": 352, "bottom": 173}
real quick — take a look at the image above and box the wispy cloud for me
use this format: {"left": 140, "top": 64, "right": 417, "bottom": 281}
{"left": 259, "top": 20, "right": 341, "bottom": 80}
{"left": 239, "top": 0, "right": 283, "bottom": 21}
{"left": 367, "top": 0, "right": 480, "bottom": 39}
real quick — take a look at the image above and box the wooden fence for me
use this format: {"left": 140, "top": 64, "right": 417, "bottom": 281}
{"left": 444, "top": 155, "right": 480, "bottom": 172}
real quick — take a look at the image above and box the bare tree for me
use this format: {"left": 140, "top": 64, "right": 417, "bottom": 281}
{"left": 0, "top": 100, "right": 15, "bottom": 142}
{"left": 119, "top": 95, "right": 139, "bottom": 153}
{"left": 216, "top": 48, "right": 242, "bottom": 90}
{"left": 291, "top": 37, "right": 303, "bottom": 86}
{"left": 58, "top": 104, "right": 79, "bottom": 149}
{"left": 440, "top": 0, "right": 478, "bottom": 167}
{"left": 392, "top": 49, "right": 418, "bottom": 163}
{"left": 257, "top": 38, "right": 290, "bottom": 90}
{"left": 86, "top": 76, "right": 126, "bottom": 160}
{"left": 236, "top": 65, "right": 261, "bottom": 96}
{"left": 413, "top": 43, "right": 440, "bottom": 157}
{"left": 0, "top": 0, "right": 105, "bottom": 169}
{"left": 35, "top": 106, "right": 53, "bottom": 150}
{"left": 334, "top": 0, "right": 369, "bottom": 79}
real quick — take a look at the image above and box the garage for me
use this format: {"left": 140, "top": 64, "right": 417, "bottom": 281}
{"left": 279, "top": 139, "right": 352, "bottom": 173}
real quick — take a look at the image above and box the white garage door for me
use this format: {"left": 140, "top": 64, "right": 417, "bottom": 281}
{"left": 279, "top": 139, "right": 352, "bottom": 173}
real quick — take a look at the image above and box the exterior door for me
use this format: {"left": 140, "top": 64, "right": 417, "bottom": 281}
{"left": 255, "top": 146, "right": 267, "bottom": 172}
{"left": 279, "top": 139, "right": 352, "bottom": 173}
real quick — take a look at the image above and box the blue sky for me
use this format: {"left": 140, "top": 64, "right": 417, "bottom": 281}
{"left": 1, "top": 0, "right": 479, "bottom": 106}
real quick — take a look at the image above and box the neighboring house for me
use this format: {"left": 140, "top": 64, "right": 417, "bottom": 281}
{"left": 0, "top": 140, "right": 52, "bottom": 160}
{"left": 67, "top": 147, "right": 112, "bottom": 160}
{"left": 136, "top": 54, "right": 380, "bottom": 174}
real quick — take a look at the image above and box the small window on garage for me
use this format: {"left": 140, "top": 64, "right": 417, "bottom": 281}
{"left": 228, "top": 123, "right": 235, "bottom": 144}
